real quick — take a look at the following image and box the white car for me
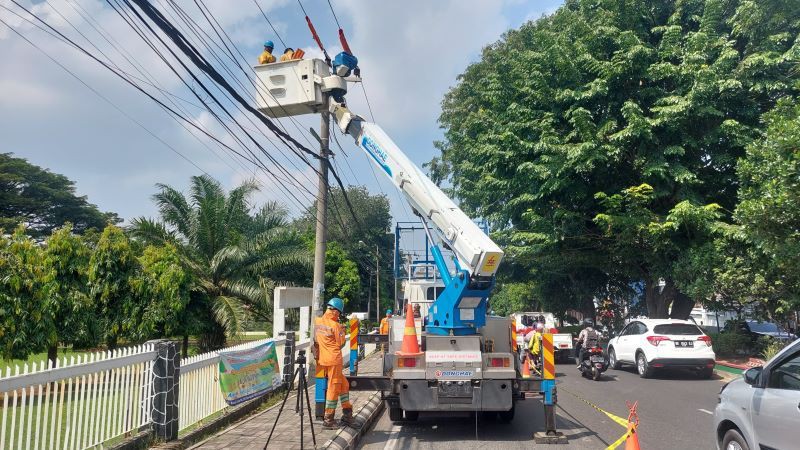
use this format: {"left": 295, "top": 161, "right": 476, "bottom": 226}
{"left": 607, "top": 319, "right": 716, "bottom": 378}
{"left": 714, "top": 339, "right": 800, "bottom": 450}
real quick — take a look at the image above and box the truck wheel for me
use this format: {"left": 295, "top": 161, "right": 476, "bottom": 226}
{"left": 404, "top": 410, "right": 419, "bottom": 421}
{"left": 498, "top": 404, "right": 515, "bottom": 423}
{"left": 389, "top": 407, "right": 404, "bottom": 422}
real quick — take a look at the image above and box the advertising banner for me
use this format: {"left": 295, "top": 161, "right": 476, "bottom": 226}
{"left": 218, "top": 340, "right": 283, "bottom": 406}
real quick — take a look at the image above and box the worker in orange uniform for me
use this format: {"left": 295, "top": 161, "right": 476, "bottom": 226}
{"left": 314, "top": 297, "right": 354, "bottom": 429}
{"left": 258, "top": 40, "right": 276, "bottom": 64}
{"left": 379, "top": 309, "right": 392, "bottom": 334}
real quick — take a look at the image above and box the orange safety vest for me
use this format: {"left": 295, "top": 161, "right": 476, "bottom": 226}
{"left": 380, "top": 317, "right": 390, "bottom": 334}
{"left": 315, "top": 309, "right": 345, "bottom": 366}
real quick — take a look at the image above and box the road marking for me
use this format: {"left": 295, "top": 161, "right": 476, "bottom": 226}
{"left": 698, "top": 409, "right": 713, "bottom": 415}
{"left": 383, "top": 424, "right": 402, "bottom": 450}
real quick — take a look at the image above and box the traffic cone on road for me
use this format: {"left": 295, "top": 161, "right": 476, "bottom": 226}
{"left": 624, "top": 422, "right": 640, "bottom": 450}
{"left": 396, "top": 303, "right": 423, "bottom": 356}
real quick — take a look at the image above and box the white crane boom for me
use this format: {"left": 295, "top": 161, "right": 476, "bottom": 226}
{"left": 329, "top": 102, "right": 503, "bottom": 279}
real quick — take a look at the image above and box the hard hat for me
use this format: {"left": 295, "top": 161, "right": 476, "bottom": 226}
{"left": 327, "top": 297, "right": 344, "bottom": 313}
{"left": 536, "top": 322, "right": 545, "bottom": 331}
{"left": 386, "top": 309, "right": 393, "bottom": 315}
{"left": 583, "top": 318, "right": 595, "bottom": 327}
{"left": 264, "top": 40, "right": 274, "bottom": 48}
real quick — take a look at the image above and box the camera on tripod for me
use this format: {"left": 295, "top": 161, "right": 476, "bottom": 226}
{"left": 296, "top": 349, "right": 307, "bottom": 365}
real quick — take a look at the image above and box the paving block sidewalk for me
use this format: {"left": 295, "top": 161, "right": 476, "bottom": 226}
{"left": 188, "top": 352, "right": 384, "bottom": 450}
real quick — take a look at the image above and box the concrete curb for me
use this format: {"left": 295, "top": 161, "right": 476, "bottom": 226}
{"left": 714, "top": 368, "right": 741, "bottom": 382}
{"left": 322, "top": 392, "right": 385, "bottom": 450}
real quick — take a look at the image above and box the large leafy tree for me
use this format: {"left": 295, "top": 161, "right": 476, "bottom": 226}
{"left": 43, "top": 224, "right": 94, "bottom": 364}
{"left": 0, "top": 153, "right": 119, "bottom": 237}
{"left": 0, "top": 227, "right": 54, "bottom": 360}
{"left": 130, "top": 175, "right": 310, "bottom": 350}
{"left": 88, "top": 225, "right": 139, "bottom": 349}
{"left": 435, "top": 0, "right": 800, "bottom": 318}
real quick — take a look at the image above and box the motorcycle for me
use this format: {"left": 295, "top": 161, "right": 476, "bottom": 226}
{"left": 578, "top": 345, "right": 608, "bottom": 381}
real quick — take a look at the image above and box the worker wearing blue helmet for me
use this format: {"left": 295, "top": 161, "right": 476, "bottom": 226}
{"left": 258, "top": 40, "right": 276, "bottom": 64}
{"left": 313, "top": 297, "right": 353, "bottom": 428}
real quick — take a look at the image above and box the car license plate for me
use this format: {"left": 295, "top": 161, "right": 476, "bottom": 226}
{"left": 590, "top": 355, "right": 605, "bottom": 362}
{"left": 674, "top": 340, "right": 694, "bottom": 348}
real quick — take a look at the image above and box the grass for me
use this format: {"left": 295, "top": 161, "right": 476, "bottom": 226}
{"left": 2, "top": 386, "right": 142, "bottom": 450}
{"left": 0, "top": 348, "right": 92, "bottom": 374}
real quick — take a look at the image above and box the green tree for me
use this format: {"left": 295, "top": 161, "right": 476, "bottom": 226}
{"left": 324, "top": 242, "right": 362, "bottom": 309}
{"left": 435, "top": 0, "right": 800, "bottom": 318}
{"left": 301, "top": 186, "right": 392, "bottom": 313}
{"left": 0, "top": 226, "right": 54, "bottom": 360}
{"left": 735, "top": 97, "right": 800, "bottom": 317}
{"left": 43, "top": 224, "right": 94, "bottom": 364}
{"left": 490, "top": 282, "right": 536, "bottom": 316}
{"left": 0, "top": 153, "right": 119, "bottom": 237}
{"left": 88, "top": 225, "right": 139, "bottom": 349}
{"left": 129, "top": 175, "right": 309, "bottom": 350}
{"left": 130, "top": 243, "right": 193, "bottom": 342}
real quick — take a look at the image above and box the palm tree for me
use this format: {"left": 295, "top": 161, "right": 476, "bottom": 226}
{"left": 129, "top": 175, "right": 310, "bottom": 352}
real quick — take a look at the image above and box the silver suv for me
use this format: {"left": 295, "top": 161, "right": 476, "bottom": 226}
{"left": 713, "top": 339, "right": 800, "bottom": 450}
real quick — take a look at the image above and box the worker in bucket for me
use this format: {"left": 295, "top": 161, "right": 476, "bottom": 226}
{"left": 258, "top": 40, "right": 276, "bottom": 64}
{"left": 279, "top": 47, "right": 294, "bottom": 62}
{"left": 313, "top": 297, "right": 354, "bottom": 428}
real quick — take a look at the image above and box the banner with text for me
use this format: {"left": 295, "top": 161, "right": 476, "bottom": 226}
{"left": 218, "top": 341, "right": 283, "bottom": 406}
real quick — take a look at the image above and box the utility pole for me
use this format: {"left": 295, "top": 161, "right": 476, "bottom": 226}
{"left": 311, "top": 94, "right": 330, "bottom": 418}
{"left": 312, "top": 93, "right": 330, "bottom": 319}
{"left": 375, "top": 244, "right": 380, "bottom": 322}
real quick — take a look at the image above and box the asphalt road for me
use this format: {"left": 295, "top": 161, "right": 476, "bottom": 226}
{"left": 359, "top": 362, "right": 728, "bottom": 450}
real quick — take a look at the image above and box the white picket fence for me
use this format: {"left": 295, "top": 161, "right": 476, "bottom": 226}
{"left": 0, "top": 334, "right": 364, "bottom": 449}
{"left": 0, "top": 344, "right": 156, "bottom": 450}
{"left": 177, "top": 337, "right": 307, "bottom": 432}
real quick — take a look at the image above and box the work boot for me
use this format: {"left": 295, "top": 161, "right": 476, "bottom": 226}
{"left": 340, "top": 407, "right": 355, "bottom": 427}
{"left": 322, "top": 411, "right": 338, "bottom": 430}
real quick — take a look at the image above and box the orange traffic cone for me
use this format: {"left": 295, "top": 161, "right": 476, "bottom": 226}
{"left": 624, "top": 422, "right": 640, "bottom": 450}
{"left": 521, "top": 355, "right": 531, "bottom": 379}
{"left": 396, "top": 303, "right": 423, "bottom": 356}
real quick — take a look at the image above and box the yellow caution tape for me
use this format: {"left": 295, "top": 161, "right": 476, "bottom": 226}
{"left": 560, "top": 386, "right": 629, "bottom": 428}
{"left": 605, "top": 426, "right": 635, "bottom": 450}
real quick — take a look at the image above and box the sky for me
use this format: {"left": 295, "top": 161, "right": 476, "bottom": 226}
{"left": 0, "top": 0, "right": 564, "bottom": 225}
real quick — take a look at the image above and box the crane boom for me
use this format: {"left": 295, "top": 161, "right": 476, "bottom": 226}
{"left": 330, "top": 101, "right": 503, "bottom": 336}
{"left": 330, "top": 102, "right": 504, "bottom": 280}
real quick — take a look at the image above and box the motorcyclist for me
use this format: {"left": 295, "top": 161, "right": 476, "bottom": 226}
{"left": 575, "top": 318, "right": 599, "bottom": 368}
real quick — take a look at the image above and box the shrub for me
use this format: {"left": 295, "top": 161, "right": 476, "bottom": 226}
{"left": 709, "top": 332, "right": 751, "bottom": 358}
{"left": 759, "top": 338, "right": 786, "bottom": 362}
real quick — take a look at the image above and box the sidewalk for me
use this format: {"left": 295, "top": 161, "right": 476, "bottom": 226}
{"left": 189, "top": 352, "right": 384, "bottom": 450}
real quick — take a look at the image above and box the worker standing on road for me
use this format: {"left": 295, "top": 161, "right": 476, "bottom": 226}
{"left": 380, "top": 309, "right": 392, "bottom": 334}
{"left": 258, "top": 40, "right": 276, "bottom": 64}
{"left": 314, "top": 297, "right": 354, "bottom": 429}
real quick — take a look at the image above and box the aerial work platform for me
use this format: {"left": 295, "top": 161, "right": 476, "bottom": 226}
{"left": 253, "top": 58, "right": 346, "bottom": 118}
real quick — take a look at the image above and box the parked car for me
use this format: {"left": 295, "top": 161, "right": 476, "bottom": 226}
{"left": 714, "top": 339, "right": 800, "bottom": 450}
{"left": 607, "top": 319, "right": 716, "bottom": 378}
{"left": 723, "top": 320, "right": 796, "bottom": 343}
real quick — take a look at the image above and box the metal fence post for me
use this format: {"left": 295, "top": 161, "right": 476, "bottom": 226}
{"left": 147, "top": 339, "right": 180, "bottom": 442}
{"left": 283, "top": 332, "right": 296, "bottom": 385}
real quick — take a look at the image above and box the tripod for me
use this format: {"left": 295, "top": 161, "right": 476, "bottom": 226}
{"left": 264, "top": 349, "right": 316, "bottom": 449}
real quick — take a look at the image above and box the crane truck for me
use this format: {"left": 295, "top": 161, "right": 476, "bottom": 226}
{"left": 254, "top": 56, "right": 564, "bottom": 442}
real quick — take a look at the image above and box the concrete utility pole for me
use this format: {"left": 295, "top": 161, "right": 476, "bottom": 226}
{"left": 312, "top": 93, "right": 331, "bottom": 319}
{"left": 310, "top": 94, "right": 330, "bottom": 418}
{"left": 375, "top": 244, "right": 380, "bottom": 322}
